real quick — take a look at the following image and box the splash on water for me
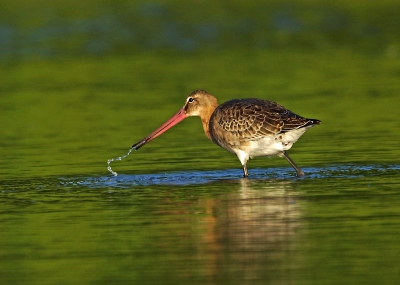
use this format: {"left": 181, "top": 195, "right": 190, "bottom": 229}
{"left": 107, "top": 147, "right": 134, "bottom": 176}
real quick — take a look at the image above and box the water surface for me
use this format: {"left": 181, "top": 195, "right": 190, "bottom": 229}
{"left": 1, "top": 164, "right": 400, "bottom": 285}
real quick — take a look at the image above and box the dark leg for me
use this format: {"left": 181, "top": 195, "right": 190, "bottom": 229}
{"left": 283, "top": 151, "right": 305, "bottom": 177}
{"left": 242, "top": 164, "right": 249, "bottom": 178}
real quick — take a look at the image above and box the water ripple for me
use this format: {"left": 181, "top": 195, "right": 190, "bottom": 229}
{"left": 60, "top": 164, "right": 400, "bottom": 189}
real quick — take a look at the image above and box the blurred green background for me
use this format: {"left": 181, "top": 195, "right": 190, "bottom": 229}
{"left": 0, "top": 0, "right": 399, "bottom": 57}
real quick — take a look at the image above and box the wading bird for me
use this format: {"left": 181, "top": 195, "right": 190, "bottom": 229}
{"left": 132, "top": 90, "right": 320, "bottom": 177}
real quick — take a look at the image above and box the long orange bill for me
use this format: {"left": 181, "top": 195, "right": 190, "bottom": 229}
{"left": 132, "top": 108, "right": 188, "bottom": 150}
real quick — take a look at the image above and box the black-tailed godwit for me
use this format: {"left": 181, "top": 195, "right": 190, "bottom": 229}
{"left": 132, "top": 90, "right": 321, "bottom": 177}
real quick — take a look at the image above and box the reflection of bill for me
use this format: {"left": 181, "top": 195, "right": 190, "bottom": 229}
{"left": 198, "top": 179, "right": 302, "bottom": 282}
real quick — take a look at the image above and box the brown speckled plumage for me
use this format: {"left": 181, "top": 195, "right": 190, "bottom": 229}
{"left": 210, "top": 98, "right": 318, "bottom": 142}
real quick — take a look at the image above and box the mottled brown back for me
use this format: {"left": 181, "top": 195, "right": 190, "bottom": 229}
{"left": 209, "top": 98, "right": 320, "bottom": 143}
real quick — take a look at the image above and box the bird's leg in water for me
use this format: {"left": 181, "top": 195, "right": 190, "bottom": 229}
{"left": 283, "top": 151, "right": 305, "bottom": 177}
{"left": 242, "top": 164, "right": 249, "bottom": 178}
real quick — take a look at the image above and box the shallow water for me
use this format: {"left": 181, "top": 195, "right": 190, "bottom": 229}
{"left": 1, "top": 164, "right": 400, "bottom": 285}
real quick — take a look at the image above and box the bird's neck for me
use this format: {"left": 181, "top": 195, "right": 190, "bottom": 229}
{"left": 200, "top": 104, "right": 218, "bottom": 141}
{"left": 201, "top": 118, "right": 212, "bottom": 140}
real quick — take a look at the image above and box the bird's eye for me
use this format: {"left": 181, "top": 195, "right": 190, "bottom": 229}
{"left": 188, "top": 97, "right": 194, "bottom": 103}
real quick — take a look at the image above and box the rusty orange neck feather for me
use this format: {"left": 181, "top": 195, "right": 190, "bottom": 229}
{"left": 199, "top": 101, "right": 218, "bottom": 141}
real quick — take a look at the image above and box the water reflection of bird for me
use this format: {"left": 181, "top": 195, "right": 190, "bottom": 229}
{"left": 132, "top": 89, "right": 321, "bottom": 177}
{"left": 195, "top": 178, "right": 302, "bottom": 277}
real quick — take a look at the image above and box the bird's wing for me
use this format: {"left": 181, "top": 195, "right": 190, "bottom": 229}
{"left": 214, "top": 99, "right": 312, "bottom": 141}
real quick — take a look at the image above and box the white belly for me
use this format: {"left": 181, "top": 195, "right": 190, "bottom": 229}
{"left": 239, "top": 128, "right": 308, "bottom": 158}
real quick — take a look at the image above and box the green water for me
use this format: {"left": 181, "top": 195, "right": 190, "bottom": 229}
{"left": 1, "top": 1, "right": 400, "bottom": 284}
